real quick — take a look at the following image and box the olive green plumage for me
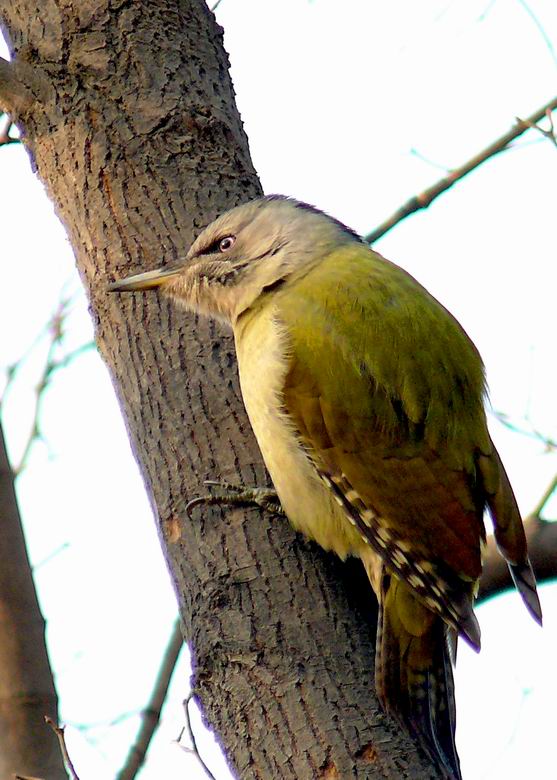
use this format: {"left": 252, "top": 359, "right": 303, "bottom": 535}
{"left": 110, "top": 195, "right": 541, "bottom": 780}
{"left": 278, "top": 245, "right": 489, "bottom": 462}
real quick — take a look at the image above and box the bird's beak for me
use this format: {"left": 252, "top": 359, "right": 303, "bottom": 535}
{"left": 108, "top": 265, "right": 182, "bottom": 292}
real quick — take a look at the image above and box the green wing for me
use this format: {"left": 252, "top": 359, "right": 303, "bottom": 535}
{"left": 275, "top": 242, "right": 535, "bottom": 640}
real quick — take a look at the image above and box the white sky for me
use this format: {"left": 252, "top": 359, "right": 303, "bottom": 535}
{"left": 1, "top": 1, "right": 556, "bottom": 777}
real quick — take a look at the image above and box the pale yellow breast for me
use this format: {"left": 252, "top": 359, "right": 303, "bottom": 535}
{"left": 233, "top": 306, "right": 368, "bottom": 561}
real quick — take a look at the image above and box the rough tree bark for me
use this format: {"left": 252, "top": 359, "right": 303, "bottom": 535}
{"left": 0, "top": 3, "right": 444, "bottom": 777}
{"left": 0, "top": 422, "right": 66, "bottom": 778}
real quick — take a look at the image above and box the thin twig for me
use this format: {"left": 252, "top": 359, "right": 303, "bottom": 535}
{"left": 12, "top": 299, "right": 70, "bottom": 474}
{"left": 45, "top": 717, "right": 81, "bottom": 780}
{"left": 0, "top": 115, "right": 19, "bottom": 145}
{"left": 409, "top": 147, "right": 448, "bottom": 172}
{"left": 365, "top": 95, "right": 557, "bottom": 243}
{"left": 518, "top": 109, "right": 557, "bottom": 149}
{"left": 517, "top": 0, "right": 557, "bottom": 70}
{"left": 33, "top": 542, "right": 70, "bottom": 570}
{"left": 50, "top": 340, "right": 96, "bottom": 374}
{"left": 1, "top": 319, "right": 93, "bottom": 411}
{"left": 0, "top": 293, "right": 95, "bottom": 475}
{"left": 210, "top": 0, "right": 224, "bottom": 11}
{"left": 0, "top": 317, "right": 55, "bottom": 407}
{"left": 477, "top": 0, "right": 497, "bottom": 23}
{"left": 181, "top": 693, "right": 217, "bottom": 780}
{"left": 491, "top": 410, "right": 556, "bottom": 452}
{"left": 116, "top": 620, "right": 184, "bottom": 780}
{"left": 531, "top": 473, "right": 557, "bottom": 520}
{"left": 0, "top": 298, "right": 70, "bottom": 409}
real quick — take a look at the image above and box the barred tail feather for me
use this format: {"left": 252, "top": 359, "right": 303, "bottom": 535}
{"left": 376, "top": 573, "right": 462, "bottom": 780}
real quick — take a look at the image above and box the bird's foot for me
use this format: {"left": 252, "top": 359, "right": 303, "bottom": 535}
{"left": 185, "top": 480, "right": 285, "bottom": 516}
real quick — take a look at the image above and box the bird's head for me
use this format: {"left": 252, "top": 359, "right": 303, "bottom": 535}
{"left": 108, "top": 195, "right": 362, "bottom": 324}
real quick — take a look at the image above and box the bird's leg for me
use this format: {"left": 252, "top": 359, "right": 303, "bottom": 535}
{"left": 185, "top": 480, "right": 285, "bottom": 516}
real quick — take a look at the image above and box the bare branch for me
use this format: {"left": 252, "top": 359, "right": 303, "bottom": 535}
{"left": 0, "top": 57, "right": 33, "bottom": 115}
{"left": 10, "top": 299, "right": 70, "bottom": 474}
{"left": 532, "top": 473, "right": 557, "bottom": 519}
{"left": 180, "top": 693, "right": 217, "bottom": 780}
{"left": 44, "top": 717, "right": 81, "bottom": 780}
{"left": 116, "top": 620, "right": 184, "bottom": 780}
{"left": 50, "top": 341, "right": 95, "bottom": 374}
{"left": 365, "top": 96, "right": 557, "bottom": 244}
{"left": 0, "top": 294, "right": 95, "bottom": 475}
{"left": 0, "top": 423, "right": 64, "bottom": 777}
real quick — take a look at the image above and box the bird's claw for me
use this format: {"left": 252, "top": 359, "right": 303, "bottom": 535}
{"left": 185, "top": 481, "right": 284, "bottom": 516}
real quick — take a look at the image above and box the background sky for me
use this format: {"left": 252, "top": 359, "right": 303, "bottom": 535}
{"left": 1, "top": 1, "right": 556, "bottom": 777}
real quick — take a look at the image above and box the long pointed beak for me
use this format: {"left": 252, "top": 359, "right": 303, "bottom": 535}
{"left": 108, "top": 265, "right": 182, "bottom": 292}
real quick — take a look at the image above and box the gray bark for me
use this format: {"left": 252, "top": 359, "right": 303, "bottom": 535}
{"left": 0, "top": 2, "right": 442, "bottom": 777}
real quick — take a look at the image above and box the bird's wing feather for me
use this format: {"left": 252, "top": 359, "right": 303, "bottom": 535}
{"left": 478, "top": 445, "right": 542, "bottom": 623}
{"left": 276, "top": 243, "right": 491, "bottom": 641}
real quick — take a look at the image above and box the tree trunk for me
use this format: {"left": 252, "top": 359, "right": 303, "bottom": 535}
{"left": 0, "top": 3, "right": 443, "bottom": 777}
{"left": 0, "top": 423, "right": 66, "bottom": 778}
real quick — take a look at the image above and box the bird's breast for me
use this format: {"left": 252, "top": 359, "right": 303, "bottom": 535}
{"left": 234, "top": 307, "right": 364, "bottom": 560}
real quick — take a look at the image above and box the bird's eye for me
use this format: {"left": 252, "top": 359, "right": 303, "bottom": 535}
{"left": 219, "top": 236, "right": 236, "bottom": 252}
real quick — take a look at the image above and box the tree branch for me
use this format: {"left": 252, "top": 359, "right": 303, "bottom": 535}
{"left": 44, "top": 718, "right": 80, "bottom": 780}
{"left": 365, "top": 95, "right": 557, "bottom": 244}
{"left": 0, "top": 422, "right": 65, "bottom": 778}
{"left": 532, "top": 473, "right": 557, "bottom": 518}
{"left": 0, "top": 296, "right": 94, "bottom": 475}
{"left": 116, "top": 620, "right": 183, "bottom": 780}
{"left": 180, "top": 693, "right": 217, "bottom": 780}
{"left": 520, "top": 110, "right": 557, "bottom": 149}
{"left": 0, "top": 56, "right": 33, "bottom": 115}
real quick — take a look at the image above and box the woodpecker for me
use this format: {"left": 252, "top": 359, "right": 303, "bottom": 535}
{"left": 110, "top": 196, "right": 541, "bottom": 779}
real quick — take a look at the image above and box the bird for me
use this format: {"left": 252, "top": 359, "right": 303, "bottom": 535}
{"left": 109, "top": 195, "right": 541, "bottom": 779}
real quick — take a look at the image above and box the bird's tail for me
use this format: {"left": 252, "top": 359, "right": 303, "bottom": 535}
{"left": 376, "top": 571, "right": 462, "bottom": 780}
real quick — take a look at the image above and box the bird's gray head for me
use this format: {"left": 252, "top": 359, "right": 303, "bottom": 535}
{"left": 109, "top": 196, "right": 362, "bottom": 324}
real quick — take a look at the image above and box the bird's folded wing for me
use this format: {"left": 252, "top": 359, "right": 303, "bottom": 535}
{"left": 283, "top": 362, "right": 484, "bottom": 647}
{"left": 273, "top": 247, "right": 492, "bottom": 644}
